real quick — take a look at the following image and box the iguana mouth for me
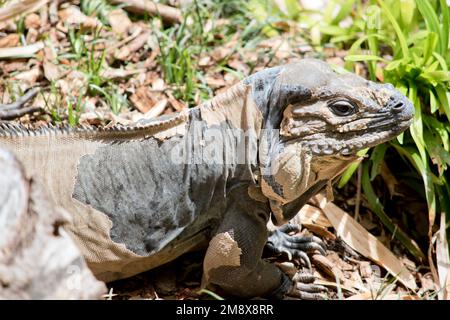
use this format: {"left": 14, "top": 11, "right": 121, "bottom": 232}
{"left": 300, "top": 117, "right": 412, "bottom": 156}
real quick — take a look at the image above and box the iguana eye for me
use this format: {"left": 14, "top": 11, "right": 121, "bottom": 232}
{"left": 329, "top": 100, "right": 357, "bottom": 116}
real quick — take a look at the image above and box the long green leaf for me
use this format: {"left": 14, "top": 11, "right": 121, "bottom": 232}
{"left": 439, "top": 0, "right": 450, "bottom": 55}
{"left": 378, "top": 0, "right": 410, "bottom": 59}
{"left": 344, "top": 54, "right": 388, "bottom": 62}
{"left": 338, "top": 148, "right": 369, "bottom": 188}
{"left": 416, "top": 0, "right": 445, "bottom": 55}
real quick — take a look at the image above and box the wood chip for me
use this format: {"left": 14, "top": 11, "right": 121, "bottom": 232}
{"left": 0, "top": 34, "right": 20, "bottom": 48}
{"left": 314, "top": 194, "right": 418, "bottom": 291}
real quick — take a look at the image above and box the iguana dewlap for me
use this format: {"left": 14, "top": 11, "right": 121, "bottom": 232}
{"left": 0, "top": 59, "right": 413, "bottom": 298}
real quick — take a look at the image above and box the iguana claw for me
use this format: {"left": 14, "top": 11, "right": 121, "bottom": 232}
{"left": 266, "top": 223, "right": 327, "bottom": 269}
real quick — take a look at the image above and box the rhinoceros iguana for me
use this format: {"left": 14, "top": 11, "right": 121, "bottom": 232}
{"left": 0, "top": 59, "right": 413, "bottom": 299}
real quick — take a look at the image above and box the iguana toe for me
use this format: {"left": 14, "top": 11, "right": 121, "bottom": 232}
{"left": 266, "top": 224, "right": 327, "bottom": 266}
{"left": 287, "top": 272, "right": 327, "bottom": 300}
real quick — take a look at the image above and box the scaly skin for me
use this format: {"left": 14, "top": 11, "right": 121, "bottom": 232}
{"left": 0, "top": 59, "right": 413, "bottom": 299}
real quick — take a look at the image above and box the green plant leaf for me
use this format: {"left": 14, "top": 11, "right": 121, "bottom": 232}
{"left": 319, "top": 25, "right": 347, "bottom": 36}
{"left": 439, "top": 0, "right": 450, "bottom": 56}
{"left": 338, "top": 148, "right": 368, "bottom": 188}
{"left": 344, "top": 54, "right": 388, "bottom": 62}
{"left": 378, "top": 0, "right": 410, "bottom": 59}
{"left": 331, "top": 0, "right": 356, "bottom": 25}
{"left": 422, "top": 31, "right": 438, "bottom": 66}
{"left": 370, "top": 144, "right": 388, "bottom": 181}
{"left": 416, "top": 0, "right": 445, "bottom": 55}
{"left": 435, "top": 85, "right": 450, "bottom": 122}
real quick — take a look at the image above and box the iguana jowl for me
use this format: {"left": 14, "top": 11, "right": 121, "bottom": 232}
{"left": 0, "top": 59, "right": 413, "bottom": 299}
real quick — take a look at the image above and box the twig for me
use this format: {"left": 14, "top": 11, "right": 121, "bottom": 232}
{"left": 108, "top": 0, "right": 182, "bottom": 24}
{"left": 0, "top": 87, "right": 41, "bottom": 120}
{"left": 0, "top": 0, "right": 50, "bottom": 22}
{"left": 0, "top": 42, "right": 45, "bottom": 59}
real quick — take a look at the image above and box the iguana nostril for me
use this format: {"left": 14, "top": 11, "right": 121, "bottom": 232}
{"left": 392, "top": 101, "right": 404, "bottom": 112}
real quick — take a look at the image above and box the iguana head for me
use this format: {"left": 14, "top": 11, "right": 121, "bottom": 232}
{"left": 245, "top": 59, "right": 414, "bottom": 224}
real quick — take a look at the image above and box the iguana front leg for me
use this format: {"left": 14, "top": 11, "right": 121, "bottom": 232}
{"left": 202, "top": 187, "right": 326, "bottom": 299}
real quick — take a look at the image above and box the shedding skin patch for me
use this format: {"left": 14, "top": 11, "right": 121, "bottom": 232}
{"left": 203, "top": 231, "right": 242, "bottom": 282}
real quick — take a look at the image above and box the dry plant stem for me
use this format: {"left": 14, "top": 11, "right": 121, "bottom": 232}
{"left": 354, "top": 164, "right": 362, "bottom": 222}
{"left": 109, "top": 0, "right": 182, "bottom": 24}
{"left": 0, "top": 42, "right": 45, "bottom": 59}
{"left": 0, "top": 87, "right": 41, "bottom": 120}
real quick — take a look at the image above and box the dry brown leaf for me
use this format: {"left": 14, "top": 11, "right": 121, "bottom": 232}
{"left": 314, "top": 279, "right": 359, "bottom": 294}
{"left": 58, "top": 6, "right": 102, "bottom": 29}
{"left": 167, "top": 92, "right": 186, "bottom": 112}
{"left": 25, "top": 13, "right": 41, "bottom": 29}
{"left": 223, "top": 72, "right": 239, "bottom": 86}
{"left": 302, "top": 223, "right": 336, "bottom": 240}
{"left": 211, "top": 47, "right": 233, "bottom": 62}
{"left": 312, "top": 254, "right": 345, "bottom": 281}
{"left": 227, "top": 58, "right": 249, "bottom": 74}
{"left": 13, "top": 67, "right": 42, "bottom": 88}
{"left": 294, "top": 204, "right": 332, "bottom": 228}
{"left": 151, "top": 78, "right": 165, "bottom": 91}
{"left": 346, "top": 291, "right": 419, "bottom": 300}
{"left": 115, "top": 31, "right": 151, "bottom": 61}
{"left": 198, "top": 56, "right": 212, "bottom": 67}
{"left": 43, "top": 60, "right": 60, "bottom": 81}
{"left": 2, "top": 60, "right": 27, "bottom": 73}
{"left": 314, "top": 194, "right": 417, "bottom": 291}
{"left": 142, "top": 99, "right": 167, "bottom": 119}
{"left": 101, "top": 68, "right": 144, "bottom": 80}
{"left": 108, "top": 9, "right": 132, "bottom": 36}
{"left": 130, "top": 86, "right": 159, "bottom": 113}
{"left": 205, "top": 75, "right": 227, "bottom": 89}
{"left": 380, "top": 162, "right": 400, "bottom": 198}
{"left": 0, "top": 34, "right": 20, "bottom": 48}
